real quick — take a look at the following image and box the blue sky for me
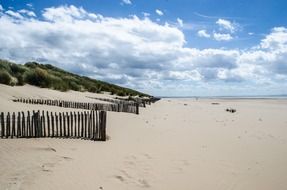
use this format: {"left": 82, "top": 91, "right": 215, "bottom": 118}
{"left": 0, "top": 0, "right": 287, "bottom": 96}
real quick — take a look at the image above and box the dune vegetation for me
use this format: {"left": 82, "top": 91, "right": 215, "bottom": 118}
{"left": 0, "top": 59, "right": 149, "bottom": 97}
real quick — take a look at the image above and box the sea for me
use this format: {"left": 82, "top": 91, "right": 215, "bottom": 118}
{"left": 159, "top": 95, "right": 287, "bottom": 99}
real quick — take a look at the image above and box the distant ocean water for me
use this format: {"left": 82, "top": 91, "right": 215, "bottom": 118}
{"left": 159, "top": 95, "right": 287, "bottom": 99}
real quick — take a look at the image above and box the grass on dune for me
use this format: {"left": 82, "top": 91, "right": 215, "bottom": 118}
{"left": 0, "top": 59, "right": 149, "bottom": 97}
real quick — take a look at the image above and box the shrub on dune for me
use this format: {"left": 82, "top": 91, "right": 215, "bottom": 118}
{"left": 0, "top": 70, "right": 12, "bottom": 85}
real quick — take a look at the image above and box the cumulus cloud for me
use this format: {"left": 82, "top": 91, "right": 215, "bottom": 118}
{"left": 239, "top": 28, "right": 287, "bottom": 77}
{"left": 42, "top": 5, "right": 99, "bottom": 22}
{"left": 213, "top": 32, "right": 233, "bottom": 41}
{"left": 0, "top": 5, "right": 286, "bottom": 95}
{"left": 18, "top": 9, "right": 36, "bottom": 17}
{"left": 155, "top": 9, "right": 164, "bottom": 16}
{"left": 198, "top": 19, "right": 237, "bottom": 41}
{"left": 177, "top": 18, "right": 183, "bottom": 27}
{"left": 0, "top": 4, "right": 3, "bottom": 11}
{"left": 216, "top": 18, "right": 236, "bottom": 33}
{"left": 142, "top": 12, "right": 150, "bottom": 17}
{"left": 26, "top": 3, "right": 33, "bottom": 8}
{"left": 121, "top": 0, "right": 132, "bottom": 5}
{"left": 5, "top": 10, "right": 24, "bottom": 19}
{"left": 197, "top": 30, "right": 210, "bottom": 38}
{"left": 260, "top": 27, "right": 287, "bottom": 50}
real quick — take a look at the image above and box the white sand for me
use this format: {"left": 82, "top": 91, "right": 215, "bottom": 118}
{"left": 0, "top": 84, "right": 114, "bottom": 112}
{"left": 1, "top": 85, "right": 287, "bottom": 190}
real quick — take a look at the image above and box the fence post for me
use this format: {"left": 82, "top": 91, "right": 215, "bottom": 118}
{"left": 36, "top": 111, "right": 41, "bottom": 137}
{"left": 92, "top": 111, "right": 95, "bottom": 140}
{"left": 99, "top": 111, "right": 106, "bottom": 141}
{"left": 27, "top": 111, "right": 31, "bottom": 137}
{"left": 1, "top": 112, "right": 4, "bottom": 138}
{"left": 47, "top": 111, "right": 50, "bottom": 137}
{"left": 66, "top": 112, "right": 70, "bottom": 137}
{"left": 74, "top": 112, "right": 77, "bottom": 137}
{"left": 81, "top": 112, "right": 84, "bottom": 138}
{"left": 41, "top": 111, "right": 46, "bottom": 137}
{"left": 84, "top": 112, "right": 87, "bottom": 138}
{"left": 51, "top": 112, "right": 55, "bottom": 137}
{"left": 11, "top": 112, "right": 16, "bottom": 138}
{"left": 95, "top": 111, "right": 99, "bottom": 140}
{"left": 21, "top": 112, "right": 25, "bottom": 137}
{"left": 32, "top": 111, "right": 36, "bottom": 137}
{"left": 136, "top": 103, "right": 139, "bottom": 115}
{"left": 17, "top": 112, "right": 21, "bottom": 138}
{"left": 6, "top": 113, "right": 10, "bottom": 138}
{"left": 59, "top": 113, "right": 62, "bottom": 137}
{"left": 76, "top": 112, "right": 79, "bottom": 138}
{"left": 55, "top": 113, "right": 59, "bottom": 137}
{"left": 32, "top": 111, "right": 35, "bottom": 137}
{"left": 88, "top": 111, "right": 92, "bottom": 138}
{"left": 70, "top": 112, "right": 73, "bottom": 137}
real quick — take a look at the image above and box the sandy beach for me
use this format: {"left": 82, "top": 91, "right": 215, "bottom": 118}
{"left": 1, "top": 85, "right": 287, "bottom": 190}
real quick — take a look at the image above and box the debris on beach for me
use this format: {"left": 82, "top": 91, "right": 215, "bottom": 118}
{"left": 184, "top": 103, "right": 188, "bottom": 106}
{"left": 226, "top": 108, "right": 236, "bottom": 113}
{"left": 211, "top": 103, "right": 220, "bottom": 105}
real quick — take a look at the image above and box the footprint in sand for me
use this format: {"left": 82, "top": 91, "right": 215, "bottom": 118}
{"left": 34, "top": 147, "right": 57, "bottom": 152}
{"left": 62, "top": 156, "right": 73, "bottom": 161}
{"left": 114, "top": 175, "right": 125, "bottom": 182}
{"left": 143, "top": 153, "right": 152, "bottom": 159}
{"left": 138, "top": 179, "right": 151, "bottom": 188}
{"left": 172, "top": 159, "right": 191, "bottom": 173}
{"left": 114, "top": 155, "right": 153, "bottom": 188}
{"left": 114, "top": 173, "right": 151, "bottom": 188}
{"left": 41, "top": 163, "right": 55, "bottom": 172}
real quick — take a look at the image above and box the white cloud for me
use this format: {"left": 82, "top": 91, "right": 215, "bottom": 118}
{"left": 216, "top": 18, "right": 236, "bottom": 33}
{"left": 5, "top": 10, "right": 24, "bottom": 19}
{"left": 260, "top": 27, "right": 287, "bottom": 50}
{"left": 177, "top": 18, "right": 183, "bottom": 27}
{"left": 0, "top": 4, "right": 3, "bottom": 11}
{"left": 122, "top": 0, "right": 132, "bottom": 5}
{"left": 142, "top": 12, "right": 150, "bottom": 17}
{"left": 166, "top": 70, "right": 202, "bottom": 81}
{"left": 197, "top": 30, "right": 210, "bottom": 38}
{"left": 42, "top": 5, "right": 94, "bottom": 22}
{"left": 26, "top": 3, "right": 33, "bottom": 8}
{"left": 213, "top": 32, "right": 233, "bottom": 41}
{"left": 0, "top": 5, "right": 286, "bottom": 96}
{"left": 155, "top": 9, "right": 164, "bottom": 16}
{"left": 248, "top": 32, "right": 254, "bottom": 35}
{"left": 18, "top": 9, "right": 36, "bottom": 17}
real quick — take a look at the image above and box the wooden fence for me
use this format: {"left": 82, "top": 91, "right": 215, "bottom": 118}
{"left": 86, "top": 96, "right": 145, "bottom": 107}
{"left": 114, "top": 97, "right": 155, "bottom": 106}
{"left": 13, "top": 98, "right": 139, "bottom": 114}
{"left": 0, "top": 110, "right": 107, "bottom": 141}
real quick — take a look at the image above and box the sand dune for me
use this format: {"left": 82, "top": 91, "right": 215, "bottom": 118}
{"left": 0, "top": 84, "right": 114, "bottom": 112}
{"left": 1, "top": 85, "right": 287, "bottom": 190}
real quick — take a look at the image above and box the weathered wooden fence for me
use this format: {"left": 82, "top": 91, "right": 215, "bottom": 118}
{"left": 87, "top": 96, "right": 154, "bottom": 107}
{"left": 86, "top": 96, "right": 145, "bottom": 107}
{"left": 13, "top": 98, "right": 139, "bottom": 114}
{"left": 114, "top": 97, "right": 155, "bottom": 106}
{"left": 0, "top": 110, "right": 107, "bottom": 141}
